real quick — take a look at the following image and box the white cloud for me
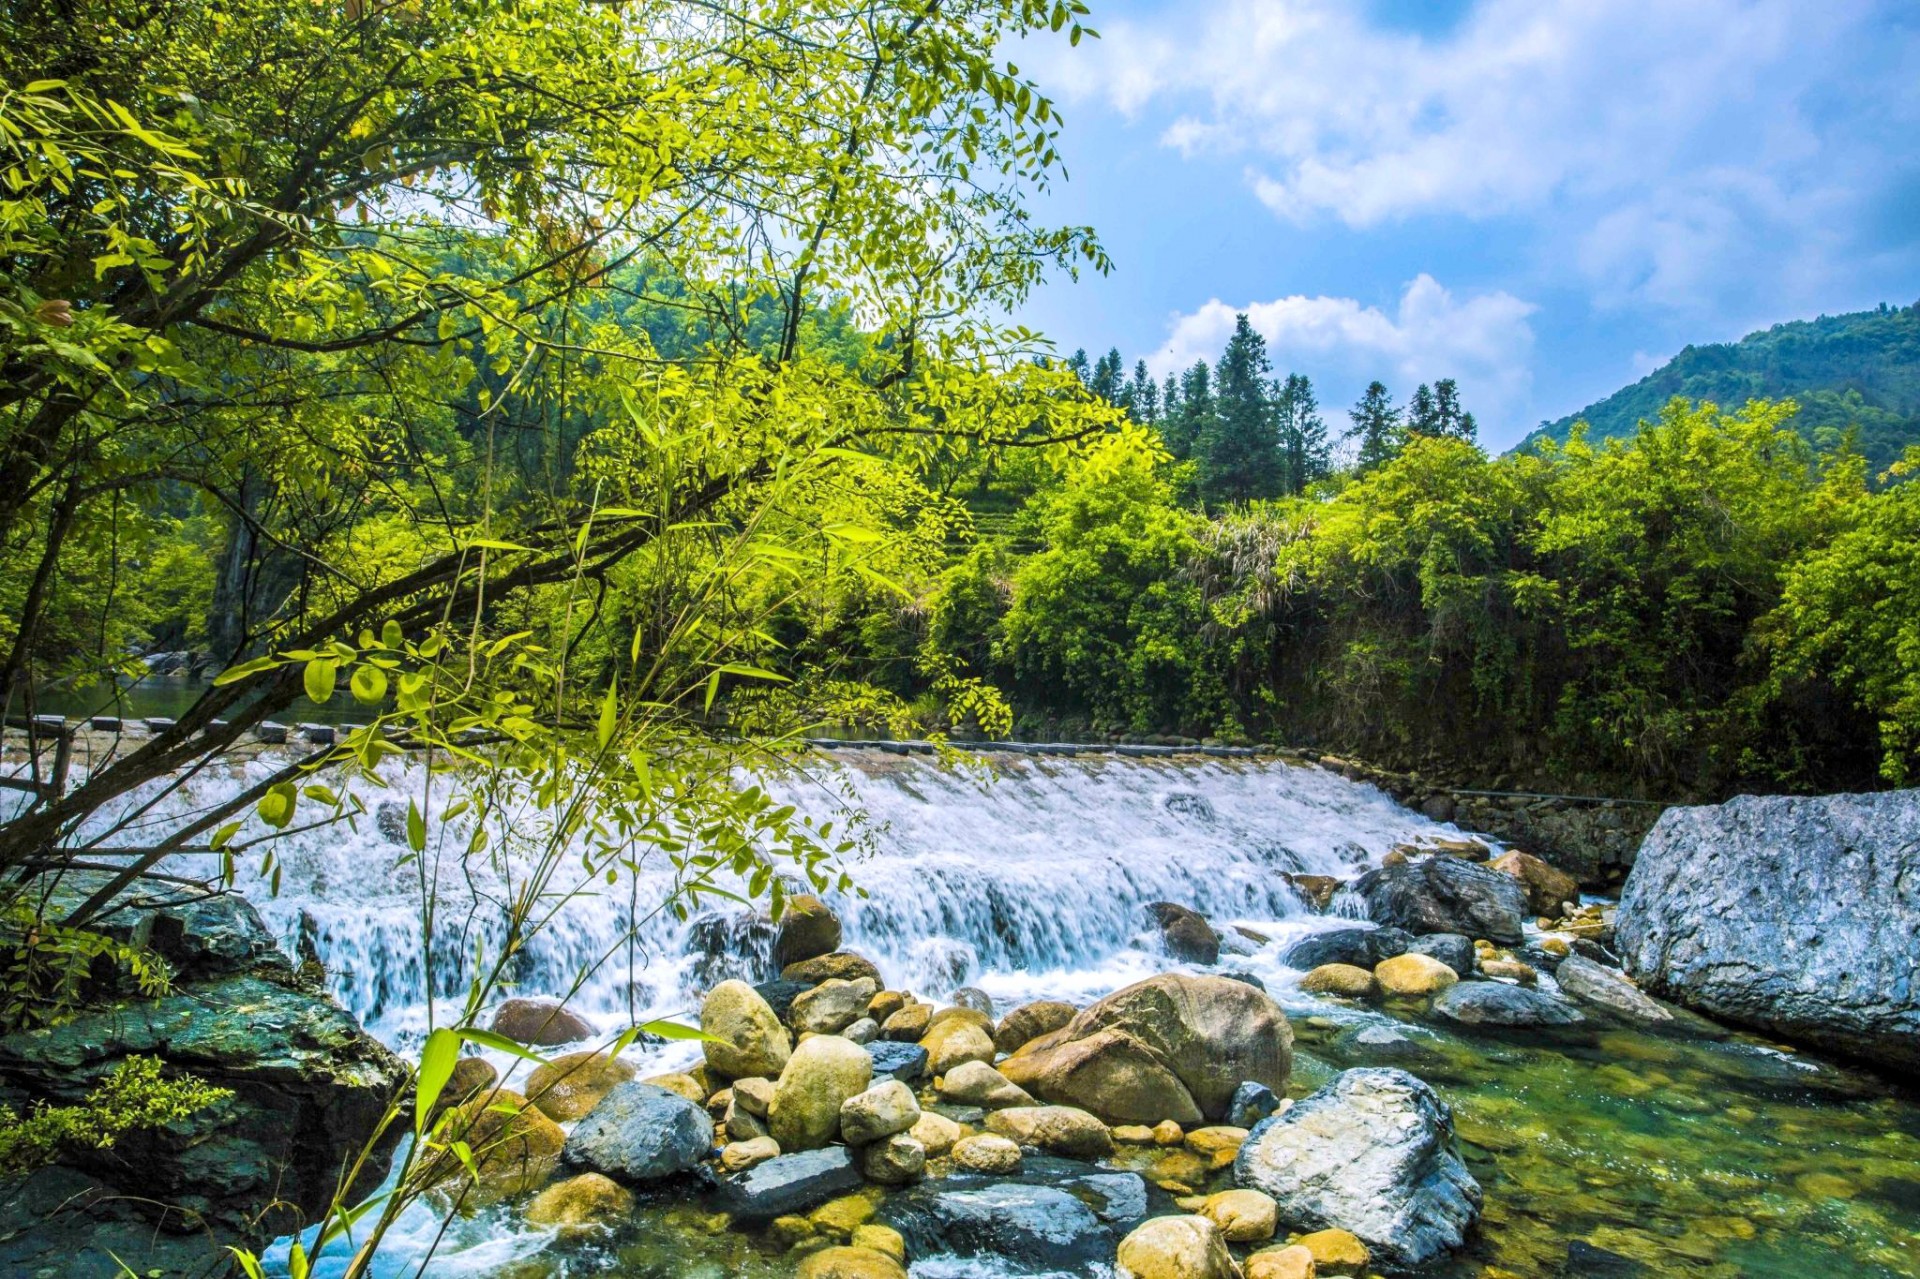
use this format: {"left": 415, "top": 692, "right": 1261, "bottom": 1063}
{"left": 1150, "top": 275, "right": 1537, "bottom": 428}
{"left": 1032, "top": 0, "right": 1916, "bottom": 315}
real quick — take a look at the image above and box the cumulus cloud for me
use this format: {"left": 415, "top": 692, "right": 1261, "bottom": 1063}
{"left": 1149, "top": 275, "right": 1537, "bottom": 429}
{"left": 1032, "top": 0, "right": 1918, "bottom": 315}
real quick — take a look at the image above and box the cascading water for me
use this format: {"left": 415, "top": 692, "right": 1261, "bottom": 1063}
{"left": 99, "top": 749, "right": 1475, "bottom": 1051}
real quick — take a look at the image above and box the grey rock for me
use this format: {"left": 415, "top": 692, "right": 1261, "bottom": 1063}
{"left": 1229, "top": 1080, "right": 1281, "bottom": 1129}
{"left": 1234, "top": 1067, "right": 1481, "bottom": 1269}
{"left": 1355, "top": 858, "right": 1529, "bottom": 945}
{"left": 1220, "top": 969, "right": 1267, "bottom": 991}
{"left": 950, "top": 986, "right": 996, "bottom": 1016}
{"left": 563, "top": 1082, "right": 713, "bottom": 1183}
{"left": 1432, "top": 982, "right": 1586, "bottom": 1028}
{"left": 1615, "top": 790, "right": 1920, "bottom": 1071}
{"left": 753, "top": 979, "right": 812, "bottom": 1024}
{"left": 1369, "top": 926, "right": 1415, "bottom": 961}
{"left": 865, "top": 1039, "right": 930, "bottom": 1082}
{"left": 1145, "top": 901, "right": 1221, "bottom": 965}
{"left": 1282, "top": 927, "right": 1375, "bottom": 970}
{"left": 705, "top": 1146, "right": 864, "bottom": 1220}
{"left": 879, "top": 1182, "right": 1115, "bottom": 1269}
{"left": 1408, "top": 932, "right": 1476, "bottom": 978}
{"left": 1554, "top": 954, "right": 1673, "bottom": 1024}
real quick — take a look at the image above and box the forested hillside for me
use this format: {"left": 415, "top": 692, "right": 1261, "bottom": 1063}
{"left": 1521, "top": 302, "right": 1920, "bottom": 469}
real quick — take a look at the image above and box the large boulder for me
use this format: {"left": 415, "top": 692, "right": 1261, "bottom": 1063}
{"left": 995, "top": 1000, "right": 1077, "bottom": 1055}
{"left": 706, "top": 1146, "right": 865, "bottom": 1221}
{"left": 1033, "top": 974, "right": 1293, "bottom": 1123}
{"left": 1234, "top": 1067, "right": 1481, "bottom": 1270}
{"left": 1489, "top": 849, "right": 1580, "bottom": 917}
{"left": 702, "top": 979, "right": 793, "bottom": 1080}
{"left": 984, "top": 1105, "right": 1115, "bottom": 1159}
{"left": 490, "top": 997, "right": 594, "bottom": 1046}
{"left": 773, "top": 895, "right": 843, "bottom": 969}
{"left": 1283, "top": 926, "right": 1408, "bottom": 971}
{"left": 782, "top": 951, "right": 883, "bottom": 986}
{"left": 1406, "top": 933, "right": 1475, "bottom": 979}
{"left": 879, "top": 1182, "right": 1115, "bottom": 1270}
{"left": 562, "top": 1082, "right": 713, "bottom": 1183}
{"left": 1145, "top": 902, "right": 1221, "bottom": 965}
{"left": 771, "top": 1034, "right": 874, "bottom": 1151}
{"left": 1354, "top": 857, "right": 1528, "bottom": 945}
{"left": 1614, "top": 790, "right": 1920, "bottom": 1071}
{"left": 999, "top": 1026, "right": 1202, "bottom": 1127}
{"left": 1431, "top": 982, "right": 1586, "bottom": 1029}
{"left": 1553, "top": 954, "right": 1673, "bottom": 1024}
{"left": 1116, "top": 1214, "right": 1240, "bottom": 1279}
{"left": 0, "top": 876, "right": 406, "bottom": 1279}
{"left": 791, "top": 978, "right": 880, "bottom": 1036}
{"left": 436, "top": 1088, "right": 565, "bottom": 1189}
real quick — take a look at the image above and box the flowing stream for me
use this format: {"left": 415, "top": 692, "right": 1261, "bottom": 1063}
{"left": 20, "top": 746, "right": 1920, "bottom": 1278}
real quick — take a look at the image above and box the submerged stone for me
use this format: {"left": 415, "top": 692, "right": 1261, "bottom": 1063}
{"left": 879, "top": 1182, "right": 1115, "bottom": 1270}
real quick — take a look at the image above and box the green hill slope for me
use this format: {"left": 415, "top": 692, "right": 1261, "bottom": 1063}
{"left": 1522, "top": 301, "right": 1920, "bottom": 470}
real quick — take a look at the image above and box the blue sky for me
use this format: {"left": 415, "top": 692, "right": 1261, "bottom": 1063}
{"left": 1012, "top": 0, "right": 1920, "bottom": 450}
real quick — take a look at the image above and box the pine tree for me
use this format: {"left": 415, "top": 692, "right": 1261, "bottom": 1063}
{"left": 1431, "top": 377, "right": 1477, "bottom": 443}
{"left": 1128, "top": 360, "right": 1159, "bottom": 423}
{"left": 1196, "top": 314, "right": 1285, "bottom": 505}
{"left": 1090, "top": 347, "right": 1125, "bottom": 404}
{"left": 1066, "top": 348, "right": 1091, "bottom": 386}
{"left": 1346, "top": 380, "right": 1402, "bottom": 471}
{"left": 1275, "top": 372, "right": 1330, "bottom": 495}
{"left": 1158, "top": 360, "right": 1210, "bottom": 459}
{"left": 1406, "top": 382, "right": 1438, "bottom": 437}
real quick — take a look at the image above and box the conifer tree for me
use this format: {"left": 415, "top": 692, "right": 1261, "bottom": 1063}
{"left": 1407, "top": 382, "right": 1439, "bottom": 437}
{"left": 1276, "top": 372, "right": 1331, "bottom": 494}
{"left": 1160, "top": 360, "right": 1211, "bottom": 460}
{"left": 1128, "top": 360, "right": 1160, "bottom": 423}
{"left": 1196, "top": 314, "right": 1285, "bottom": 505}
{"left": 1090, "top": 347, "right": 1125, "bottom": 404}
{"left": 1066, "top": 348, "right": 1092, "bottom": 385}
{"left": 1347, "top": 380, "right": 1403, "bottom": 471}
{"left": 1431, "top": 377, "right": 1478, "bottom": 442}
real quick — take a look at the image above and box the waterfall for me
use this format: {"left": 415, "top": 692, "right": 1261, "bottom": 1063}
{"left": 22, "top": 748, "right": 1483, "bottom": 1053}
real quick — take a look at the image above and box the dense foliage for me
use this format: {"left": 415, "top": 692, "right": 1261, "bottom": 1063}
{"left": 1522, "top": 301, "right": 1920, "bottom": 471}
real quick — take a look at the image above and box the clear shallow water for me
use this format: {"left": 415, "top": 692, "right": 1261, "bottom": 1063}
{"left": 13, "top": 749, "right": 1917, "bottom": 1277}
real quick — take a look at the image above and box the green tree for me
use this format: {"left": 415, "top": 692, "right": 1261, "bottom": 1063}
{"left": 1406, "top": 383, "right": 1439, "bottom": 436}
{"left": 1276, "top": 372, "right": 1330, "bottom": 494}
{"left": 1196, "top": 315, "right": 1284, "bottom": 505}
{"left": 1127, "top": 359, "right": 1160, "bottom": 423}
{"left": 1347, "top": 380, "right": 1403, "bottom": 470}
{"left": 1161, "top": 360, "right": 1212, "bottom": 460}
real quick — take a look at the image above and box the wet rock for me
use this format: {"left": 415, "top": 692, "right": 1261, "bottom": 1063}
{"left": 1040, "top": 973, "right": 1293, "bottom": 1122}
{"left": 1202, "top": 1187, "right": 1278, "bottom": 1242}
{"left": 524, "top": 1172, "right": 633, "bottom": 1232}
{"left": 950, "top": 986, "right": 996, "bottom": 1016}
{"left": 774, "top": 894, "right": 843, "bottom": 968}
{"left": 771, "top": 1034, "right": 874, "bottom": 1151}
{"left": 995, "top": 999, "right": 1078, "bottom": 1054}
{"left": 857, "top": 1132, "right": 926, "bottom": 1185}
{"left": 1374, "top": 952, "right": 1460, "bottom": 997}
{"left": 867, "top": 990, "right": 909, "bottom": 1023}
{"left": 433, "top": 1056, "right": 498, "bottom": 1118}
{"left": 838, "top": 1079, "right": 920, "bottom": 1146}
{"left": 490, "top": 997, "right": 594, "bottom": 1046}
{"left": 864, "top": 1039, "right": 929, "bottom": 1083}
{"left": 909, "top": 1110, "right": 962, "bottom": 1157}
{"left": 1407, "top": 933, "right": 1475, "bottom": 978}
{"left": 782, "top": 950, "right": 883, "bottom": 986}
{"left": 1284, "top": 874, "right": 1343, "bottom": 913}
{"left": 754, "top": 978, "right": 813, "bottom": 1025}
{"left": 702, "top": 979, "right": 793, "bottom": 1080}
{"left": 1116, "top": 1214, "right": 1240, "bottom": 1279}
{"left": 1555, "top": 954, "right": 1673, "bottom": 1024}
{"left": 721, "top": 1136, "right": 781, "bottom": 1173}
{"left": 437, "top": 1088, "right": 565, "bottom": 1187}
{"left": 525, "top": 1049, "right": 638, "bottom": 1122}
{"left": 999, "top": 1025, "right": 1203, "bottom": 1126}
{"left": 1221, "top": 969, "right": 1268, "bottom": 991}
{"left": 881, "top": 1002, "right": 932, "bottom": 1042}
{"left": 1354, "top": 858, "right": 1528, "bottom": 945}
{"left": 1614, "top": 789, "right": 1920, "bottom": 1071}
{"left": 1432, "top": 982, "right": 1585, "bottom": 1028}
{"left": 792, "top": 977, "right": 881, "bottom": 1035}
{"left": 1300, "top": 963, "right": 1378, "bottom": 998}
{"left": 563, "top": 1082, "right": 712, "bottom": 1183}
{"left": 1297, "top": 1228, "right": 1370, "bottom": 1275}
{"left": 686, "top": 909, "right": 779, "bottom": 988}
{"left": 952, "top": 1133, "right": 1023, "bottom": 1174}
{"left": 920, "top": 1014, "right": 996, "bottom": 1075}
{"left": 879, "top": 1182, "right": 1115, "bottom": 1270}
{"left": 1490, "top": 850, "right": 1580, "bottom": 917}
{"left": 707, "top": 1146, "right": 864, "bottom": 1221}
{"left": 642, "top": 1071, "right": 706, "bottom": 1104}
{"left": 853, "top": 1223, "right": 908, "bottom": 1261}
{"left": 1229, "top": 1081, "right": 1281, "bottom": 1129}
{"left": 937, "top": 1059, "right": 1034, "bottom": 1109}
{"left": 796, "top": 1245, "right": 908, "bottom": 1279}
{"left": 985, "top": 1104, "right": 1115, "bottom": 1158}
{"left": 1245, "top": 1244, "right": 1316, "bottom": 1279}
{"left": 1234, "top": 1067, "right": 1481, "bottom": 1269}
{"left": 733, "top": 1075, "right": 774, "bottom": 1116}
{"left": 1146, "top": 902, "right": 1222, "bottom": 965}
{"left": 1560, "top": 1240, "right": 1652, "bottom": 1275}
{"left": 1479, "top": 958, "right": 1539, "bottom": 984}
{"left": 1284, "top": 926, "right": 1408, "bottom": 971}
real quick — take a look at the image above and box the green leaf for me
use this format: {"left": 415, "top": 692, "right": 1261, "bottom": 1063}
{"left": 455, "top": 1028, "right": 550, "bottom": 1064}
{"left": 209, "top": 821, "right": 244, "bottom": 851}
{"left": 597, "top": 680, "right": 618, "bottom": 749}
{"left": 350, "top": 665, "right": 389, "bottom": 704}
{"left": 211, "top": 656, "right": 277, "bottom": 686}
{"left": 303, "top": 658, "right": 337, "bottom": 704}
{"left": 415, "top": 1028, "right": 460, "bottom": 1133}
{"left": 258, "top": 784, "right": 296, "bottom": 830}
{"left": 633, "top": 1017, "right": 727, "bottom": 1045}
{"left": 407, "top": 800, "right": 426, "bottom": 853}
{"left": 465, "top": 537, "right": 537, "bottom": 553}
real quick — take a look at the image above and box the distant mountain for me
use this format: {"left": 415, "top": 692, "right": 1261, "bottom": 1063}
{"left": 1521, "top": 302, "right": 1920, "bottom": 471}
